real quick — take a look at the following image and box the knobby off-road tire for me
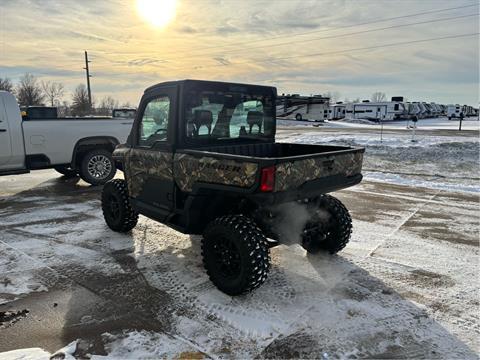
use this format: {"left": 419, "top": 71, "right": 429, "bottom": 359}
{"left": 102, "top": 179, "right": 138, "bottom": 232}
{"left": 202, "top": 215, "right": 270, "bottom": 295}
{"left": 54, "top": 165, "right": 78, "bottom": 178}
{"left": 301, "top": 194, "right": 352, "bottom": 254}
{"left": 79, "top": 149, "right": 116, "bottom": 186}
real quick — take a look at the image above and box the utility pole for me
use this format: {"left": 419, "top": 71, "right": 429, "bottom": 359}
{"left": 83, "top": 50, "right": 92, "bottom": 108}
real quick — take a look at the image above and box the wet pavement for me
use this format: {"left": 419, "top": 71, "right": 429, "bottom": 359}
{"left": 0, "top": 169, "right": 478, "bottom": 358}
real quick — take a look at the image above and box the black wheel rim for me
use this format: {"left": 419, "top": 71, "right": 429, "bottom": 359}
{"left": 302, "top": 208, "right": 335, "bottom": 248}
{"left": 107, "top": 194, "right": 121, "bottom": 221}
{"left": 211, "top": 236, "right": 242, "bottom": 278}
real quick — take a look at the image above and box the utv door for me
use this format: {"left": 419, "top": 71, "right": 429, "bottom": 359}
{"left": 127, "top": 88, "right": 176, "bottom": 221}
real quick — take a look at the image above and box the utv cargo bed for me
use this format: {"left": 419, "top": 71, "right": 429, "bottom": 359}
{"left": 175, "top": 142, "right": 364, "bottom": 203}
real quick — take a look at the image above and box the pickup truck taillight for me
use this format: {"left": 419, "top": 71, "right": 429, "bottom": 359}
{"left": 260, "top": 166, "right": 275, "bottom": 192}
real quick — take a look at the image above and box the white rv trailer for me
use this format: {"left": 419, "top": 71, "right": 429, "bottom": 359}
{"left": 328, "top": 103, "right": 346, "bottom": 120}
{"left": 276, "top": 94, "right": 330, "bottom": 122}
{"left": 430, "top": 103, "right": 441, "bottom": 117}
{"left": 405, "top": 102, "right": 421, "bottom": 119}
{"left": 345, "top": 99, "right": 407, "bottom": 121}
{"left": 414, "top": 102, "right": 428, "bottom": 118}
{"left": 447, "top": 104, "right": 461, "bottom": 119}
{"left": 464, "top": 105, "right": 477, "bottom": 117}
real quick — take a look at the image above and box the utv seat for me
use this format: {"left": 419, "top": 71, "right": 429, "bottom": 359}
{"left": 193, "top": 110, "right": 213, "bottom": 136}
{"left": 247, "top": 111, "right": 263, "bottom": 134}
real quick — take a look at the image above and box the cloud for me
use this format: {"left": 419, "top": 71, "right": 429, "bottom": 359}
{"left": 216, "top": 24, "right": 240, "bottom": 34}
{"left": 213, "top": 57, "right": 231, "bottom": 66}
{"left": 127, "top": 58, "right": 166, "bottom": 67}
{"left": 176, "top": 25, "right": 199, "bottom": 34}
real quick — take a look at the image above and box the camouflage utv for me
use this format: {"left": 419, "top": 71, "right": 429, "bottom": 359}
{"left": 101, "top": 80, "right": 364, "bottom": 295}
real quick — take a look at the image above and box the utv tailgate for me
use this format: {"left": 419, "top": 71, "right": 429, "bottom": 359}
{"left": 273, "top": 146, "right": 364, "bottom": 192}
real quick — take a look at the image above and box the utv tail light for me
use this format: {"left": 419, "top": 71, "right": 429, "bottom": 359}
{"left": 260, "top": 166, "right": 275, "bottom": 192}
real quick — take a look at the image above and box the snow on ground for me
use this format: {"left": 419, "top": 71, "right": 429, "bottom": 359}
{"left": 0, "top": 127, "right": 478, "bottom": 358}
{"left": 278, "top": 116, "right": 480, "bottom": 131}
{"left": 0, "top": 341, "right": 77, "bottom": 360}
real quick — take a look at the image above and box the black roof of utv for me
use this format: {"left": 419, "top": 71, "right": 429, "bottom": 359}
{"left": 144, "top": 79, "right": 277, "bottom": 95}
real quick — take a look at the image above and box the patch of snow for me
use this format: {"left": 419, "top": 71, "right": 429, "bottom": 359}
{"left": 364, "top": 171, "right": 480, "bottom": 193}
{"left": 278, "top": 116, "right": 480, "bottom": 131}
{"left": 0, "top": 341, "right": 76, "bottom": 360}
{"left": 91, "top": 331, "right": 199, "bottom": 360}
{"left": 0, "top": 348, "right": 51, "bottom": 360}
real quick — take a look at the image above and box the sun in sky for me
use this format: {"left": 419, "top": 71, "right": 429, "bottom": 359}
{"left": 136, "top": 0, "right": 177, "bottom": 28}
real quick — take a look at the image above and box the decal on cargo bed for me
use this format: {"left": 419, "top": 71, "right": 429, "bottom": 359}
{"left": 275, "top": 152, "right": 363, "bottom": 192}
{"left": 174, "top": 153, "right": 258, "bottom": 192}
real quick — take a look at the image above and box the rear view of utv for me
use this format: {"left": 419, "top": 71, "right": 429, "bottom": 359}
{"left": 102, "top": 80, "right": 364, "bottom": 295}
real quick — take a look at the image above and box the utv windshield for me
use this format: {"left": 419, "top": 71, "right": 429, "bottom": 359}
{"left": 184, "top": 82, "right": 275, "bottom": 143}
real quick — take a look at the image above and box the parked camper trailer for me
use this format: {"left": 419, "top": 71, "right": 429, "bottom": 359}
{"left": 328, "top": 103, "right": 346, "bottom": 120}
{"left": 345, "top": 98, "right": 407, "bottom": 121}
{"left": 447, "top": 104, "right": 462, "bottom": 120}
{"left": 276, "top": 94, "right": 330, "bottom": 122}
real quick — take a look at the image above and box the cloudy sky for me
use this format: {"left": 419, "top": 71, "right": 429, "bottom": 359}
{"left": 0, "top": 0, "right": 478, "bottom": 105}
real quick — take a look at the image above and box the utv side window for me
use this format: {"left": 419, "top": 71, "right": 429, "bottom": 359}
{"left": 139, "top": 96, "right": 170, "bottom": 146}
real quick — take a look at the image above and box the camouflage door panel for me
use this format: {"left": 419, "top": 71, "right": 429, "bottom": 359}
{"left": 275, "top": 152, "right": 363, "bottom": 192}
{"left": 174, "top": 153, "right": 258, "bottom": 192}
{"left": 125, "top": 148, "right": 173, "bottom": 197}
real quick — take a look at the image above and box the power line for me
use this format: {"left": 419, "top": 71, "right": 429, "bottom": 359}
{"left": 169, "top": 32, "right": 479, "bottom": 72}
{"left": 183, "top": 13, "right": 478, "bottom": 58}
{"left": 157, "top": 3, "right": 478, "bottom": 57}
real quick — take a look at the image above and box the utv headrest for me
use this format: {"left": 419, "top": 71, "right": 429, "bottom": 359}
{"left": 246, "top": 111, "right": 263, "bottom": 134}
{"left": 193, "top": 110, "right": 213, "bottom": 135}
{"left": 247, "top": 111, "right": 263, "bottom": 127}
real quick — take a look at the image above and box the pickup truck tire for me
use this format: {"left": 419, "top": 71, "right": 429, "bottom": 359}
{"left": 102, "top": 179, "right": 138, "bottom": 232}
{"left": 202, "top": 215, "right": 270, "bottom": 295}
{"left": 295, "top": 113, "right": 302, "bottom": 121}
{"left": 54, "top": 166, "right": 78, "bottom": 178}
{"left": 301, "top": 194, "right": 352, "bottom": 254}
{"left": 79, "top": 149, "right": 116, "bottom": 186}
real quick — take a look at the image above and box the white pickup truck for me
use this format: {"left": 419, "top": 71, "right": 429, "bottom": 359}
{"left": 0, "top": 91, "right": 133, "bottom": 185}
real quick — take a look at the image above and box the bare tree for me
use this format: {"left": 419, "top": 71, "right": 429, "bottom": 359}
{"left": 324, "top": 91, "right": 341, "bottom": 104}
{"left": 71, "top": 84, "right": 91, "bottom": 116}
{"left": 371, "top": 91, "right": 387, "bottom": 102}
{"left": 16, "top": 73, "right": 44, "bottom": 106}
{"left": 0, "top": 77, "right": 14, "bottom": 93}
{"left": 57, "top": 100, "right": 71, "bottom": 117}
{"left": 352, "top": 98, "right": 361, "bottom": 103}
{"left": 41, "top": 80, "right": 65, "bottom": 106}
{"left": 120, "top": 101, "right": 133, "bottom": 108}
{"left": 97, "top": 96, "right": 119, "bottom": 116}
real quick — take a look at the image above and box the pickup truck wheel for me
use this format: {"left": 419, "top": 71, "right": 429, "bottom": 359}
{"left": 295, "top": 113, "right": 302, "bottom": 121}
{"left": 79, "top": 149, "right": 116, "bottom": 185}
{"left": 54, "top": 165, "right": 78, "bottom": 178}
{"left": 102, "top": 179, "right": 138, "bottom": 232}
{"left": 202, "top": 215, "right": 270, "bottom": 295}
{"left": 301, "top": 194, "right": 352, "bottom": 254}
